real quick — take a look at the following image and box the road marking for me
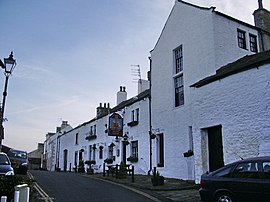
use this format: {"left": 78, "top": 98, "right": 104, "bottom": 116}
{"left": 28, "top": 172, "right": 54, "bottom": 202}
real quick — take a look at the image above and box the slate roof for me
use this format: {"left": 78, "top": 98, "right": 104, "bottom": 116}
{"left": 60, "top": 89, "right": 150, "bottom": 135}
{"left": 191, "top": 50, "right": 270, "bottom": 88}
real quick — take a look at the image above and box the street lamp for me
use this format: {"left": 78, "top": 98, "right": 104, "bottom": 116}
{"left": 0, "top": 52, "right": 16, "bottom": 151}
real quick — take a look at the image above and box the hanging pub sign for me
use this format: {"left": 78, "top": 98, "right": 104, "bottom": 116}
{"left": 108, "top": 113, "right": 123, "bottom": 137}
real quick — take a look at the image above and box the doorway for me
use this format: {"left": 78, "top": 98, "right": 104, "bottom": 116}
{"left": 208, "top": 125, "right": 224, "bottom": 172}
{"left": 63, "top": 149, "right": 68, "bottom": 172}
{"left": 122, "top": 141, "right": 127, "bottom": 164}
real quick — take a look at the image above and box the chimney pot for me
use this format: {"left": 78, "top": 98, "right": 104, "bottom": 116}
{"left": 258, "top": 0, "right": 263, "bottom": 9}
{"left": 120, "top": 86, "right": 122, "bottom": 92}
{"left": 123, "top": 86, "right": 126, "bottom": 92}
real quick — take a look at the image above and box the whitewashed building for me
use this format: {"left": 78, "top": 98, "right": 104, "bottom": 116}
{"left": 53, "top": 80, "right": 151, "bottom": 174}
{"left": 43, "top": 0, "right": 270, "bottom": 184}
{"left": 43, "top": 121, "right": 72, "bottom": 171}
{"left": 150, "top": 0, "right": 270, "bottom": 182}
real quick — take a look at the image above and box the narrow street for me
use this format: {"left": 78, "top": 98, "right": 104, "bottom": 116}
{"left": 30, "top": 170, "right": 157, "bottom": 202}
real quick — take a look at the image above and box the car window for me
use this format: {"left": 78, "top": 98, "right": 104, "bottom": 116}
{"left": 263, "top": 162, "right": 270, "bottom": 179}
{"left": 232, "top": 162, "right": 260, "bottom": 179}
{"left": 8, "top": 150, "right": 27, "bottom": 159}
{"left": 0, "top": 154, "right": 10, "bottom": 165}
{"left": 213, "top": 166, "right": 232, "bottom": 177}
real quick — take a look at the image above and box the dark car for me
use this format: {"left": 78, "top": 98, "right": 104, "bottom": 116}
{"left": 0, "top": 152, "right": 14, "bottom": 176}
{"left": 199, "top": 156, "right": 270, "bottom": 202}
{"left": 7, "top": 149, "right": 28, "bottom": 175}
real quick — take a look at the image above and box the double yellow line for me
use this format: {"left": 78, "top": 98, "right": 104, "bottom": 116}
{"left": 28, "top": 172, "right": 54, "bottom": 202}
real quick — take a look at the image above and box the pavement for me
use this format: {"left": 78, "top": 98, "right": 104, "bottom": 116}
{"left": 88, "top": 173, "right": 202, "bottom": 202}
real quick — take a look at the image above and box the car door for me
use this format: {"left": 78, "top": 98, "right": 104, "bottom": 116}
{"left": 230, "top": 161, "right": 264, "bottom": 201}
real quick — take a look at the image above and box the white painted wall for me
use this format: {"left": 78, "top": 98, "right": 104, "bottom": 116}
{"left": 150, "top": 1, "right": 261, "bottom": 180}
{"left": 56, "top": 91, "right": 151, "bottom": 175}
{"left": 192, "top": 64, "right": 270, "bottom": 182}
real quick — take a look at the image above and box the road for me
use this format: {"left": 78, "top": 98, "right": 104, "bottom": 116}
{"left": 30, "top": 170, "right": 157, "bottom": 202}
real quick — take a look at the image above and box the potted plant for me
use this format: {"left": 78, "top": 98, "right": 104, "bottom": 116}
{"left": 127, "top": 156, "right": 138, "bottom": 162}
{"left": 85, "top": 160, "right": 96, "bottom": 174}
{"left": 151, "top": 168, "right": 164, "bottom": 186}
{"left": 78, "top": 160, "right": 85, "bottom": 173}
{"left": 104, "top": 158, "right": 113, "bottom": 164}
{"left": 118, "top": 161, "right": 127, "bottom": 179}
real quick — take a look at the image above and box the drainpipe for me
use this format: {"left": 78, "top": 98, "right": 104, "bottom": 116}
{"left": 148, "top": 57, "right": 153, "bottom": 175}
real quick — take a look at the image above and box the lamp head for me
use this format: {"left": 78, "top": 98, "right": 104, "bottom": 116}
{"left": 3, "top": 52, "right": 16, "bottom": 74}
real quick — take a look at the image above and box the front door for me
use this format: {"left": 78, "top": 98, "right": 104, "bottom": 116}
{"left": 208, "top": 125, "right": 224, "bottom": 172}
{"left": 122, "top": 141, "right": 127, "bottom": 164}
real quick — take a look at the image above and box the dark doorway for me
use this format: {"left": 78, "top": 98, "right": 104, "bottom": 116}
{"left": 79, "top": 150, "right": 83, "bottom": 162}
{"left": 208, "top": 125, "right": 224, "bottom": 172}
{"left": 63, "top": 149, "right": 68, "bottom": 172}
{"left": 122, "top": 141, "right": 127, "bottom": 164}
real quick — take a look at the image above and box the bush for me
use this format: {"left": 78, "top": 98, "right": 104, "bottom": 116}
{"left": 0, "top": 176, "right": 29, "bottom": 200}
{"left": 118, "top": 161, "right": 127, "bottom": 179}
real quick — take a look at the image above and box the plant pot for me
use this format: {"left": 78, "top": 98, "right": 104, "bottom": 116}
{"left": 151, "top": 176, "right": 164, "bottom": 186}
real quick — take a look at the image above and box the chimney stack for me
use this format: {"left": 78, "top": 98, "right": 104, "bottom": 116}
{"left": 96, "top": 102, "right": 110, "bottom": 118}
{"left": 117, "top": 86, "right": 127, "bottom": 105}
{"left": 254, "top": 0, "right": 270, "bottom": 51}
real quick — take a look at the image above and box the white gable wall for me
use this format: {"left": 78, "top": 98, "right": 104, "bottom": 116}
{"left": 151, "top": 1, "right": 261, "bottom": 180}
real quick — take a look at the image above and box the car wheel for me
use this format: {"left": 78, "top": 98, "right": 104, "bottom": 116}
{"left": 215, "top": 192, "right": 234, "bottom": 202}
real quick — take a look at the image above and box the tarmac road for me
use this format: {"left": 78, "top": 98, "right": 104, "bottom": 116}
{"left": 30, "top": 170, "right": 158, "bottom": 202}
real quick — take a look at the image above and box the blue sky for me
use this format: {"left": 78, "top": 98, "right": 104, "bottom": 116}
{"left": 0, "top": 0, "right": 269, "bottom": 152}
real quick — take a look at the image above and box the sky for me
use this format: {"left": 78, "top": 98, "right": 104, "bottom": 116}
{"left": 0, "top": 0, "right": 269, "bottom": 152}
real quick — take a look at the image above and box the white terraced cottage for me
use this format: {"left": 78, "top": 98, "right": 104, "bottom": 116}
{"left": 150, "top": 0, "right": 270, "bottom": 182}
{"left": 43, "top": 0, "right": 270, "bottom": 183}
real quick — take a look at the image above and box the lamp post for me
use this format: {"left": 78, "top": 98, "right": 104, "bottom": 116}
{"left": 0, "top": 52, "right": 16, "bottom": 151}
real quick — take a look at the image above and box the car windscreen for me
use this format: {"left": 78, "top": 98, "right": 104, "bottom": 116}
{"left": 0, "top": 154, "right": 10, "bottom": 165}
{"left": 7, "top": 150, "right": 27, "bottom": 159}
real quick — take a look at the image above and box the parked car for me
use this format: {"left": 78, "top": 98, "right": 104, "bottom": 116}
{"left": 7, "top": 149, "right": 28, "bottom": 175}
{"left": 199, "top": 156, "right": 270, "bottom": 202}
{"left": 0, "top": 152, "right": 15, "bottom": 176}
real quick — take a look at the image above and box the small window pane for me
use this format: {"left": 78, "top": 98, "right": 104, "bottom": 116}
{"left": 174, "top": 45, "right": 183, "bottom": 73}
{"left": 238, "top": 29, "right": 246, "bottom": 49}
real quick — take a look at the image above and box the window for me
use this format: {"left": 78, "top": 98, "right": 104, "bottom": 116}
{"left": 99, "top": 146, "right": 103, "bottom": 159}
{"left": 136, "top": 108, "right": 139, "bottom": 122}
{"left": 131, "top": 141, "right": 138, "bottom": 158}
{"left": 174, "top": 75, "right": 184, "bottom": 107}
{"left": 75, "top": 133, "right": 79, "bottom": 145}
{"left": 90, "top": 126, "right": 93, "bottom": 135}
{"left": 74, "top": 151, "right": 78, "bottom": 166}
{"left": 128, "top": 108, "right": 139, "bottom": 127}
{"left": 157, "top": 134, "right": 164, "bottom": 167}
{"left": 132, "top": 109, "right": 139, "bottom": 121}
{"left": 174, "top": 45, "right": 183, "bottom": 74}
{"left": 232, "top": 162, "right": 260, "bottom": 179}
{"left": 132, "top": 110, "right": 135, "bottom": 121}
{"left": 249, "top": 34, "right": 258, "bottom": 53}
{"left": 92, "top": 146, "right": 96, "bottom": 161}
{"left": 238, "top": 29, "right": 246, "bottom": 49}
{"left": 93, "top": 125, "right": 96, "bottom": 135}
{"left": 108, "top": 146, "right": 113, "bottom": 159}
{"left": 89, "top": 145, "right": 92, "bottom": 161}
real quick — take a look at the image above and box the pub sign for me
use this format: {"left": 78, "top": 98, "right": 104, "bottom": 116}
{"left": 108, "top": 113, "right": 123, "bottom": 136}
